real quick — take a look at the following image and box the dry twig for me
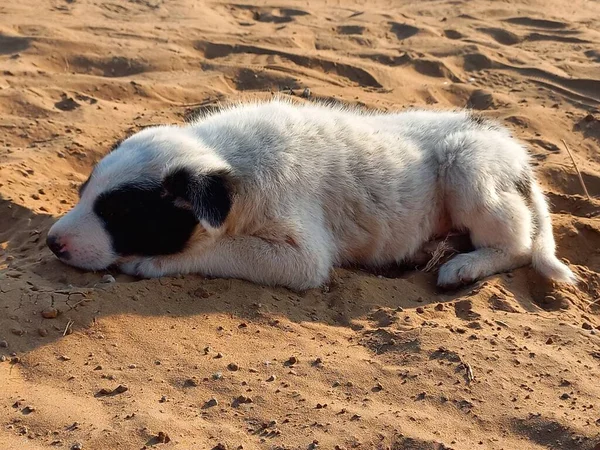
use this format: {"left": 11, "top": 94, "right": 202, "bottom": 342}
{"left": 561, "top": 139, "right": 591, "bottom": 200}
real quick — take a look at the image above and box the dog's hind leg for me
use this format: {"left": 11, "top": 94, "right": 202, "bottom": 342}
{"left": 437, "top": 189, "right": 533, "bottom": 287}
{"left": 436, "top": 132, "right": 535, "bottom": 288}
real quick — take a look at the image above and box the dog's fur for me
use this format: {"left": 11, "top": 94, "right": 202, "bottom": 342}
{"left": 47, "top": 99, "right": 577, "bottom": 290}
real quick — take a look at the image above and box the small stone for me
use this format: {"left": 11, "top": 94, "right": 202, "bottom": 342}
{"left": 22, "top": 406, "right": 35, "bottom": 414}
{"left": 236, "top": 395, "right": 253, "bottom": 404}
{"left": 59, "top": 355, "right": 71, "bottom": 361}
{"left": 114, "top": 384, "right": 128, "bottom": 394}
{"left": 41, "top": 307, "right": 59, "bottom": 319}
{"left": 100, "top": 274, "right": 115, "bottom": 283}
{"left": 71, "top": 443, "right": 83, "bottom": 450}
{"left": 416, "top": 307, "right": 425, "bottom": 314}
{"left": 159, "top": 395, "right": 167, "bottom": 403}
{"left": 11, "top": 328, "right": 25, "bottom": 336}
{"left": 373, "top": 382, "right": 384, "bottom": 391}
{"left": 287, "top": 356, "right": 298, "bottom": 365}
{"left": 213, "top": 444, "right": 227, "bottom": 450}
{"left": 560, "top": 393, "right": 570, "bottom": 400}
{"left": 215, "top": 352, "right": 223, "bottom": 359}
{"left": 0, "top": 355, "right": 6, "bottom": 362}
{"left": 212, "top": 372, "right": 223, "bottom": 380}
{"left": 128, "top": 364, "right": 136, "bottom": 369}
{"left": 228, "top": 363, "right": 239, "bottom": 371}
{"left": 38, "top": 328, "right": 48, "bottom": 337}
{"left": 205, "top": 397, "right": 218, "bottom": 407}
{"left": 267, "top": 375, "right": 276, "bottom": 382}
{"left": 10, "top": 356, "right": 20, "bottom": 364}
{"left": 546, "top": 337, "right": 554, "bottom": 345}
{"left": 314, "top": 357, "right": 323, "bottom": 365}
{"left": 332, "top": 381, "right": 341, "bottom": 387}
{"left": 204, "top": 346, "right": 211, "bottom": 354}
{"left": 434, "top": 303, "right": 445, "bottom": 311}
{"left": 583, "top": 322, "right": 593, "bottom": 330}
{"left": 184, "top": 378, "right": 199, "bottom": 387}
{"left": 0, "top": 340, "right": 8, "bottom": 348}
{"left": 467, "top": 89, "right": 494, "bottom": 110}
{"left": 156, "top": 432, "right": 170, "bottom": 444}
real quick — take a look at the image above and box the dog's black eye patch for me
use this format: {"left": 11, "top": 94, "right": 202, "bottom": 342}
{"left": 94, "top": 183, "right": 199, "bottom": 256}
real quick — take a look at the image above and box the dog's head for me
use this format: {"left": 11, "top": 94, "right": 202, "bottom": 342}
{"left": 46, "top": 126, "right": 233, "bottom": 270}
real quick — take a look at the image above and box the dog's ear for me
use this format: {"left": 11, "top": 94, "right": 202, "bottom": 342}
{"left": 162, "top": 167, "right": 233, "bottom": 229}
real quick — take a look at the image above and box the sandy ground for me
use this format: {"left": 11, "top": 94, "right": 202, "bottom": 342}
{"left": 1, "top": 0, "right": 600, "bottom": 449}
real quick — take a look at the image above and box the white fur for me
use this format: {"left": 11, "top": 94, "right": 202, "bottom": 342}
{"left": 48, "top": 99, "right": 577, "bottom": 290}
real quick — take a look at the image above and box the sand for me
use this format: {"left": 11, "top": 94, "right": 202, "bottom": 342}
{"left": 1, "top": 0, "right": 600, "bottom": 449}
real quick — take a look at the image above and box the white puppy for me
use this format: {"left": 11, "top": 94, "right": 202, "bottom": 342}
{"left": 46, "top": 99, "right": 576, "bottom": 290}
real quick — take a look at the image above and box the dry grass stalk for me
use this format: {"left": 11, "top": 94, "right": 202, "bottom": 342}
{"left": 561, "top": 139, "right": 591, "bottom": 200}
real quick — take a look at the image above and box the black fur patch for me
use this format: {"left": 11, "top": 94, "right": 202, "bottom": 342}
{"left": 469, "top": 113, "right": 501, "bottom": 130}
{"left": 515, "top": 171, "right": 533, "bottom": 202}
{"left": 162, "top": 167, "right": 232, "bottom": 228}
{"left": 94, "top": 183, "right": 199, "bottom": 256}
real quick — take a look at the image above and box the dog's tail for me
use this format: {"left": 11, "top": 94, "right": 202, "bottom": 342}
{"left": 529, "top": 182, "right": 577, "bottom": 284}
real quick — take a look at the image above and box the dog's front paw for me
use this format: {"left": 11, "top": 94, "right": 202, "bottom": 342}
{"left": 119, "top": 258, "right": 165, "bottom": 278}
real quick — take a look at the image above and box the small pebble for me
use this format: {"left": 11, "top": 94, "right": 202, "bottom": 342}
{"left": 228, "top": 363, "right": 239, "bottom": 371}
{"left": 267, "top": 375, "right": 276, "bottom": 382}
{"left": 287, "top": 356, "right": 299, "bottom": 365}
{"left": 416, "top": 307, "right": 425, "bottom": 314}
{"left": 38, "top": 328, "right": 48, "bottom": 337}
{"left": 156, "top": 432, "right": 170, "bottom": 444}
{"left": 236, "top": 395, "right": 253, "bottom": 404}
{"left": 100, "top": 274, "right": 115, "bottom": 283}
{"left": 184, "top": 378, "right": 199, "bottom": 387}
{"left": 71, "top": 443, "right": 83, "bottom": 450}
{"left": 434, "top": 303, "right": 445, "bottom": 311}
{"left": 0, "top": 340, "right": 7, "bottom": 348}
{"left": 583, "top": 322, "right": 593, "bottom": 330}
{"left": 546, "top": 337, "right": 554, "bottom": 345}
{"left": 205, "top": 397, "right": 218, "bottom": 407}
{"left": 41, "top": 308, "right": 58, "bottom": 319}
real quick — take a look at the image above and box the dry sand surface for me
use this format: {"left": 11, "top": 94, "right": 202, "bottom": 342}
{"left": 1, "top": 0, "right": 600, "bottom": 449}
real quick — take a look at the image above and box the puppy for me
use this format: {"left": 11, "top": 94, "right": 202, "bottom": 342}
{"left": 46, "top": 99, "right": 576, "bottom": 290}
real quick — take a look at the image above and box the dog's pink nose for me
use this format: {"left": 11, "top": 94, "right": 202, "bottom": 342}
{"left": 46, "top": 234, "right": 71, "bottom": 260}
